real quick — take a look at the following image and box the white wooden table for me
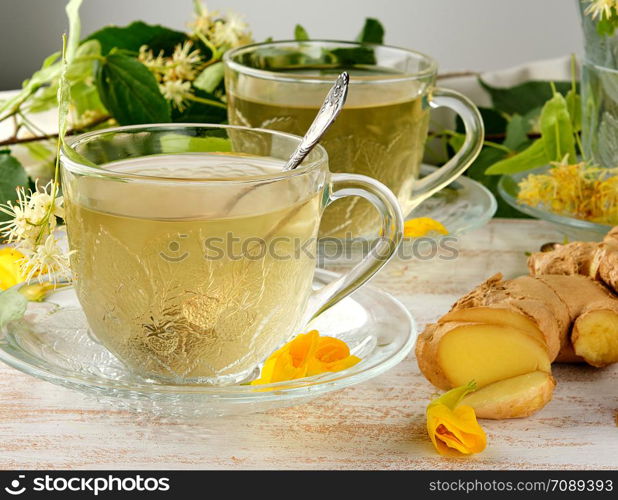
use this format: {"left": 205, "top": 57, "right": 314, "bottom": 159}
{"left": 1, "top": 219, "right": 616, "bottom": 470}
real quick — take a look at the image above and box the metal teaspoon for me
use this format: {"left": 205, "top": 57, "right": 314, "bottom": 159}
{"left": 282, "top": 71, "right": 349, "bottom": 171}
{"left": 223, "top": 71, "right": 349, "bottom": 214}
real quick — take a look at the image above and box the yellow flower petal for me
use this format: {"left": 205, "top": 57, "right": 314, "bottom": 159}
{"left": 0, "top": 248, "right": 26, "bottom": 290}
{"left": 251, "top": 330, "right": 361, "bottom": 385}
{"left": 18, "top": 282, "right": 58, "bottom": 302}
{"left": 426, "top": 382, "right": 487, "bottom": 457}
{"left": 404, "top": 217, "right": 448, "bottom": 238}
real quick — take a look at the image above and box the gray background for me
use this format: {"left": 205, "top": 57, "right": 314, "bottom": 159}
{"left": 0, "top": 0, "right": 582, "bottom": 90}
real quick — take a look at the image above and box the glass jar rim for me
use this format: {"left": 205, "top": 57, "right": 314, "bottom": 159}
{"left": 60, "top": 123, "right": 328, "bottom": 184}
{"left": 223, "top": 39, "right": 438, "bottom": 84}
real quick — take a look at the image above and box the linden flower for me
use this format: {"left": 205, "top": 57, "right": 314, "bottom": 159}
{"left": 165, "top": 41, "right": 202, "bottom": 81}
{"left": 0, "top": 188, "right": 31, "bottom": 243}
{"left": 28, "top": 185, "right": 64, "bottom": 223}
{"left": 210, "top": 12, "right": 252, "bottom": 49}
{"left": 0, "top": 181, "right": 63, "bottom": 245}
{"left": 190, "top": 3, "right": 218, "bottom": 34}
{"left": 426, "top": 381, "right": 487, "bottom": 457}
{"left": 191, "top": 2, "right": 252, "bottom": 50}
{"left": 22, "top": 234, "right": 73, "bottom": 284}
{"left": 138, "top": 45, "right": 167, "bottom": 82}
{"left": 0, "top": 181, "right": 70, "bottom": 283}
{"left": 0, "top": 247, "right": 26, "bottom": 290}
{"left": 517, "top": 162, "right": 618, "bottom": 225}
{"left": 251, "top": 330, "right": 361, "bottom": 385}
{"left": 584, "top": 0, "right": 617, "bottom": 20}
{"left": 159, "top": 79, "right": 193, "bottom": 111}
{"left": 404, "top": 217, "right": 448, "bottom": 238}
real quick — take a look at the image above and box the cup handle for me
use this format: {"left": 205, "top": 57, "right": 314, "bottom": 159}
{"left": 303, "top": 172, "right": 403, "bottom": 323}
{"left": 410, "top": 87, "right": 484, "bottom": 210}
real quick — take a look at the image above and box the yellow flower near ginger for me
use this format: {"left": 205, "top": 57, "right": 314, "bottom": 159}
{"left": 426, "top": 381, "right": 487, "bottom": 457}
{"left": 0, "top": 247, "right": 26, "bottom": 290}
{"left": 251, "top": 330, "right": 360, "bottom": 385}
{"left": 18, "top": 282, "right": 58, "bottom": 302}
{"left": 404, "top": 217, "right": 448, "bottom": 238}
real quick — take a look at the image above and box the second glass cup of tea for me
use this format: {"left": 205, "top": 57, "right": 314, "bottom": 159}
{"left": 224, "top": 40, "right": 484, "bottom": 238}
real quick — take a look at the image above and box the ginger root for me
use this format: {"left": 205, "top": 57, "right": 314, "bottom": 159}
{"left": 528, "top": 226, "right": 618, "bottom": 292}
{"left": 528, "top": 228, "right": 618, "bottom": 366}
{"left": 417, "top": 320, "right": 551, "bottom": 391}
{"left": 460, "top": 371, "right": 555, "bottom": 420}
{"left": 416, "top": 238, "right": 618, "bottom": 419}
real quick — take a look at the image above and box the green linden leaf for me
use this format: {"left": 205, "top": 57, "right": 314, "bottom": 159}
{"left": 330, "top": 47, "right": 376, "bottom": 66}
{"left": 85, "top": 21, "right": 188, "bottom": 56}
{"left": 566, "top": 89, "right": 582, "bottom": 133}
{"left": 485, "top": 138, "right": 548, "bottom": 175}
{"left": 171, "top": 89, "right": 226, "bottom": 123}
{"left": 0, "top": 152, "right": 28, "bottom": 222}
{"left": 595, "top": 12, "right": 618, "bottom": 37}
{"left": 0, "top": 289, "right": 28, "bottom": 328}
{"left": 24, "top": 142, "right": 54, "bottom": 163}
{"left": 58, "top": 36, "right": 98, "bottom": 168}
{"left": 58, "top": 47, "right": 71, "bottom": 141}
{"left": 1, "top": 0, "right": 84, "bottom": 120}
{"left": 503, "top": 114, "right": 533, "bottom": 151}
{"left": 159, "top": 134, "right": 232, "bottom": 154}
{"left": 193, "top": 62, "right": 225, "bottom": 94}
{"left": 66, "top": 39, "right": 101, "bottom": 81}
{"left": 356, "top": 18, "right": 385, "bottom": 44}
{"left": 448, "top": 132, "right": 465, "bottom": 152}
{"left": 294, "top": 24, "right": 310, "bottom": 41}
{"left": 456, "top": 106, "right": 507, "bottom": 137}
{"left": 27, "top": 83, "right": 60, "bottom": 114}
{"left": 0, "top": 52, "right": 61, "bottom": 120}
{"left": 539, "top": 92, "right": 576, "bottom": 163}
{"left": 95, "top": 53, "right": 171, "bottom": 125}
{"left": 65, "top": 0, "right": 84, "bottom": 61}
{"left": 479, "top": 79, "right": 575, "bottom": 116}
{"left": 464, "top": 146, "right": 527, "bottom": 218}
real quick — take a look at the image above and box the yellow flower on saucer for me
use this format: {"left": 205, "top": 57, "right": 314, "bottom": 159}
{"left": 251, "top": 330, "right": 361, "bottom": 385}
{"left": 426, "top": 381, "right": 487, "bottom": 457}
{"left": 0, "top": 247, "right": 26, "bottom": 290}
{"left": 404, "top": 217, "right": 448, "bottom": 238}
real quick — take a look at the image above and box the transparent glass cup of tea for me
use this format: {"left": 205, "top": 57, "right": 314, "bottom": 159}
{"left": 60, "top": 124, "right": 403, "bottom": 385}
{"left": 224, "top": 40, "right": 484, "bottom": 238}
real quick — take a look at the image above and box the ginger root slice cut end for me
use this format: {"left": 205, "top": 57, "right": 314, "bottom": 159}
{"left": 436, "top": 323, "right": 552, "bottom": 389}
{"left": 461, "top": 371, "right": 556, "bottom": 419}
{"left": 573, "top": 309, "right": 618, "bottom": 367}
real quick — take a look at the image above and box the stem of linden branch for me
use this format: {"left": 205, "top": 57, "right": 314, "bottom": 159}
{"left": 0, "top": 114, "right": 112, "bottom": 147}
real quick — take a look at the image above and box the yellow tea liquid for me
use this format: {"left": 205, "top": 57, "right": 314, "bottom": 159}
{"left": 228, "top": 67, "right": 429, "bottom": 237}
{"left": 65, "top": 153, "right": 321, "bottom": 383}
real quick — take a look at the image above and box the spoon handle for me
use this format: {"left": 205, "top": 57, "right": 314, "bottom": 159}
{"left": 282, "top": 72, "right": 349, "bottom": 171}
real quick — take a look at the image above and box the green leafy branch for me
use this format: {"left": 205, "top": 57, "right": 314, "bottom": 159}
{"left": 433, "top": 56, "right": 583, "bottom": 217}
{"left": 0, "top": 0, "right": 386, "bottom": 225}
{"left": 484, "top": 69, "right": 581, "bottom": 176}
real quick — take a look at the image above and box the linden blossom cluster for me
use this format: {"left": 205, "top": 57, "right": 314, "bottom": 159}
{"left": 138, "top": 41, "right": 203, "bottom": 111}
{"left": 584, "top": 0, "right": 618, "bottom": 20}
{"left": 0, "top": 182, "right": 70, "bottom": 282}
{"left": 138, "top": 4, "right": 251, "bottom": 111}
{"left": 583, "top": 0, "right": 618, "bottom": 35}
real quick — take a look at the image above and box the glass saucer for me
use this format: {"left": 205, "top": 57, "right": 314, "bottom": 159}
{"left": 408, "top": 165, "right": 497, "bottom": 236}
{"left": 0, "top": 269, "right": 416, "bottom": 418}
{"left": 318, "top": 165, "right": 497, "bottom": 260}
